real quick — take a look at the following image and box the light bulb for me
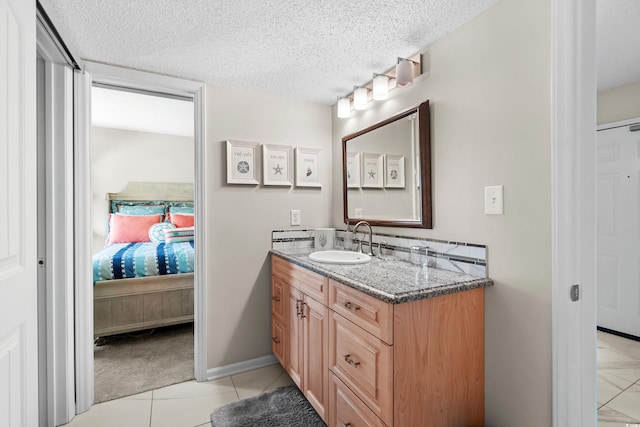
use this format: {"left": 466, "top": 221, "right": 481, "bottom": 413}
{"left": 372, "top": 74, "right": 389, "bottom": 100}
{"left": 337, "top": 97, "right": 351, "bottom": 118}
{"left": 396, "top": 58, "right": 414, "bottom": 88}
{"left": 353, "top": 86, "right": 368, "bottom": 110}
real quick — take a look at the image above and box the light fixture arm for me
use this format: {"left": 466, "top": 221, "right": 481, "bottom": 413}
{"left": 397, "top": 56, "right": 419, "bottom": 65}
{"left": 335, "top": 53, "right": 422, "bottom": 118}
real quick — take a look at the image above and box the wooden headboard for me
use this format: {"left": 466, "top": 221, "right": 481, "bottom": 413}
{"left": 107, "top": 182, "right": 194, "bottom": 203}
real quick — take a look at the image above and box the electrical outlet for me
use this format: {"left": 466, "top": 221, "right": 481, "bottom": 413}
{"left": 290, "top": 209, "right": 301, "bottom": 226}
{"left": 484, "top": 186, "right": 504, "bottom": 215}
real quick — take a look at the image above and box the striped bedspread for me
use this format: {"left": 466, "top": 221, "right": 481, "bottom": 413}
{"left": 93, "top": 241, "right": 195, "bottom": 283}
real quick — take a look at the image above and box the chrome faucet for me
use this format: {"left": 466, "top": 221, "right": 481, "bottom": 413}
{"left": 353, "top": 220, "right": 375, "bottom": 256}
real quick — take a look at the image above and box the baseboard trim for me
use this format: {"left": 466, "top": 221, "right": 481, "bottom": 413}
{"left": 206, "top": 355, "right": 279, "bottom": 381}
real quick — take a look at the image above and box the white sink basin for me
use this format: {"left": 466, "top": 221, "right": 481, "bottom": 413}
{"left": 308, "top": 250, "right": 372, "bottom": 265}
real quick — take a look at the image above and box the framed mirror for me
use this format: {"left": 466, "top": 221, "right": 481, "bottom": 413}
{"left": 342, "top": 100, "right": 431, "bottom": 228}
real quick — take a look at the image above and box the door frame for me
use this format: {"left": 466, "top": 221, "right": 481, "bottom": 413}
{"left": 551, "top": 0, "right": 597, "bottom": 425}
{"left": 551, "top": 0, "right": 597, "bottom": 427}
{"left": 36, "top": 19, "right": 77, "bottom": 426}
{"left": 74, "top": 62, "right": 208, "bottom": 413}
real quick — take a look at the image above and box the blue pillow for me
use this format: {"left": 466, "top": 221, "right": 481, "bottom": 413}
{"left": 118, "top": 205, "right": 165, "bottom": 216}
{"left": 169, "top": 206, "right": 195, "bottom": 214}
{"left": 148, "top": 222, "right": 176, "bottom": 243}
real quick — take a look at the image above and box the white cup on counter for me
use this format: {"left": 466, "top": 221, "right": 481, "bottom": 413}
{"left": 313, "top": 228, "right": 335, "bottom": 250}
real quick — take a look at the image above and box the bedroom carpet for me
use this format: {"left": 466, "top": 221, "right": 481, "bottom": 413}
{"left": 94, "top": 322, "right": 194, "bottom": 403}
{"left": 210, "top": 385, "right": 327, "bottom": 427}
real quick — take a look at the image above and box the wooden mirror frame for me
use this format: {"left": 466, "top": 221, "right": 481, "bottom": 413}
{"left": 342, "top": 100, "right": 432, "bottom": 228}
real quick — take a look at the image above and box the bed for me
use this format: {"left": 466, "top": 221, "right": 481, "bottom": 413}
{"left": 93, "top": 182, "right": 195, "bottom": 338}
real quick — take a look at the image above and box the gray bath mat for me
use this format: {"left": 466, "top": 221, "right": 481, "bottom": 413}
{"left": 210, "top": 385, "right": 326, "bottom": 427}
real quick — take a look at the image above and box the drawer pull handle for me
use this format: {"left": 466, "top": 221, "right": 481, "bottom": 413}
{"left": 343, "top": 354, "right": 360, "bottom": 367}
{"left": 342, "top": 423, "right": 352, "bottom": 427}
{"left": 296, "top": 300, "right": 302, "bottom": 317}
{"left": 300, "top": 302, "right": 307, "bottom": 319}
{"left": 344, "top": 301, "right": 361, "bottom": 312}
{"left": 272, "top": 296, "right": 281, "bottom": 302}
{"left": 272, "top": 337, "right": 280, "bottom": 344}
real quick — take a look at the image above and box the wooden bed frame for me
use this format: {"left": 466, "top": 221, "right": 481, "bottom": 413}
{"left": 93, "top": 182, "right": 195, "bottom": 338}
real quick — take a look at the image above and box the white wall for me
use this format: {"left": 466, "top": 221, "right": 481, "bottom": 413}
{"left": 91, "top": 127, "right": 194, "bottom": 253}
{"left": 332, "top": 0, "right": 552, "bottom": 425}
{"left": 204, "top": 85, "right": 331, "bottom": 367}
{"left": 598, "top": 80, "right": 640, "bottom": 124}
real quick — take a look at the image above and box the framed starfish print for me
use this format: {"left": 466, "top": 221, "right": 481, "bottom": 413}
{"left": 226, "top": 140, "right": 259, "bottom": 184}
{"left": 262, "top": 144, "right": 293, "bottom": 186}
{"left": 361, "top": 152, "right": 384, "bottom": 188}
{"left": 295, "top": 147, "right": 321, "bottom": 187}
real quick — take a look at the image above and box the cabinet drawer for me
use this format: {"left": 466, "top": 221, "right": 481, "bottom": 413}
{"left": 329, "top": 372, "right": 388, "bottom": 427}
{"left": 272, "top": 255, "right": 328, "bottom": 304}
{"left": 329, "top": 279, "right": 393, "bottom": 344}
{"left": 271, "top": 318, "right": 287, "bottom": 367}
{"left": 329, "top": 312, "right": 393, "bottom": 426}
{"left": 271, "top": 276, "right": 287, "bottom": 321}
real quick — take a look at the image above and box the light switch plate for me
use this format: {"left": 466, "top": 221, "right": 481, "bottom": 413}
{"left": 485, "top": 186, "right": 504, "bottom": 215}
{"left": 290, "top": 209, "right": 301, "bottom": 226}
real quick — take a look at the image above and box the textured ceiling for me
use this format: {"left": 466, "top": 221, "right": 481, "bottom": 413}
{"left": 45, "top": 0, "right": 639, "bottom": 105}
{"left": 46, "top": 0, "right": 497, "bottom": 104}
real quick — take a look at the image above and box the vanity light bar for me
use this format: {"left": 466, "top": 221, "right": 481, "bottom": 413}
{"left": 336, "top": 53, "right": 422, "bottom": 119}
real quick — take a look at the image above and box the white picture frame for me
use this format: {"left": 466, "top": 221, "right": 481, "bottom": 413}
{"left": 262, "top": 144, "right": 293, "bottom": 186}
{"left": 346, "top": 152, "right": 361, "bottom": 188}
{"left": 295, "top": 147, "right": 321, "bottom": 187}
{"left": 361, "top": 152, "right": 384, "bottom": 188}
{"left": 226, "top": 140, "right": 260, "bottom": 184}
{"left": 384, "top": 154, "right": 405, "bottom": 188}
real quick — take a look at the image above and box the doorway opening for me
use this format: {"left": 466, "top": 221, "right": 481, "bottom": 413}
{"left": 89, "top": 85, "right": 196, "bottom": 403}
{"left": 595, "top": 119, "right": 640, "bottom": 424}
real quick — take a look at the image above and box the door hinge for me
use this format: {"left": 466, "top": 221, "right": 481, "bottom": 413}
{"left": 570, "top": 284, "right": 580, "bottom": 302}
{"left": 38, "top": 257, "right": 45, "bottom": 268}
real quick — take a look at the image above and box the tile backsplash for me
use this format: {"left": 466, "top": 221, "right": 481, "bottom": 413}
{"left": 272, "top": 228, "right": 488, "bottom": 278}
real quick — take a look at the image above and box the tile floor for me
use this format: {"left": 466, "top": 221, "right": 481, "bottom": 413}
{"left": 598, "top": 330, "right": 640, "bottom": 426}
{"left": 62, "top": 331, "right": 640, "bottom": 427}
{"left": 62, "top": 363, "right": 293, "bottom": 427}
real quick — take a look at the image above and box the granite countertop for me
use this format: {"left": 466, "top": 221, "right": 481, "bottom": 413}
{"left": 270, "top": 249, "right": 493, "bottom": 304}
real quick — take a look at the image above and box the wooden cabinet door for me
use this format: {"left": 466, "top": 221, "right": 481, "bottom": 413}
{"left": 329, "top": 372, "right": 387, "bottom": 427}
{"left": 271, "top": 276, "right": 287, "bottom": 323}
{"left": 303, "top": 295, "right": 329, "bottom": 422}
{"left": 329, "top": 311, "right": 393, "bottom": 426}
{"left": 287, "top": 285, "right": 303, "bottom": 388}
{"left": 271, "top": 317, "right": 287, "bottom": 367}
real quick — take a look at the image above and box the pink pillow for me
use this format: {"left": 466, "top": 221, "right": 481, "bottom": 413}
{"left": 169, "top": 213, "right": 194, "bottom": 228}
{"left": 106, "top": 214, "right": 162, "bottom": 245}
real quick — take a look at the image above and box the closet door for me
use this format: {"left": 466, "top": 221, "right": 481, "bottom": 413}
{"left": 597, "top": 123, "right": 640, "bottom": 337}
{"left": 0, "top": 0, "right": 39, "bottom": 425}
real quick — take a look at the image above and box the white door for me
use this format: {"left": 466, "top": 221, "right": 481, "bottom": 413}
{"left": 597, "top": 122, "right": 640, "bottom": 337}
{"left": 0, "top": 0, "right": 40, "bottom": 426}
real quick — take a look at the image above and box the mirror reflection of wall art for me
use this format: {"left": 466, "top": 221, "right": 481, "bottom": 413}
{"left": 362, "top": 152, "right": 384, "bottom": 188}
{"left": 226, "top": 140, "right": 260, "bottom": 184}
{"left": 262, "top": 144, "right": 293, "bottom": 186}
{"left": 346, "top": 152, "right": 361, "bottom": 188}
{"left": 384, "top": 154, "right": 405, "bottom": 188}
{"left": 295, "top": 147, "right": 321, "bottom": 187}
